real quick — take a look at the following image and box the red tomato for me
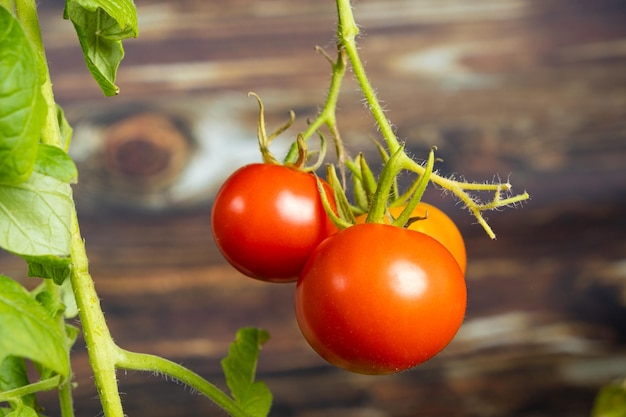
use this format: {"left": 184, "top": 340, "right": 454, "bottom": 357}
{"left": 211, "top": 163, "right": 337, "bottom": 283}
{"left": 295, "top": 223, "right": 466, "bottom": 374}
{"left": 357, "top": 203, "right": 466, "bottom": 274}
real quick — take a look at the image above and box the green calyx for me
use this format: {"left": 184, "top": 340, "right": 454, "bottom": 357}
{"left": 249, "top": 92, "right": 327, "bottom": 173}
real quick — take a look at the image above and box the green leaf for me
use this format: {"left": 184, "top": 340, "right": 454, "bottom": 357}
{"left": 0, "top": 357, "right": 38, "bottom": 411}
{"left": 0, "top": 6, "right": 47, "bottom": 185}
{"left": 4, "top": 403, "right": 38, "bottom": 417}
{"left": 55, "top": 105, "right": 73, "bottom": 153}
{"left": 33, "top": 144, "right": 77, "bottom": 183}
{"left": 593, "top": 378, "right": 626, "bottom": 417}
{"left": 0, "top": 172, "right": 72, "bottom": 284}
{"left": 221, "top": 328, "right": 272, "bottom": 417}
{"left": 63, "top": 0, "right": 138, "bottom": 96}
{"left": 25, "top": 259, "right": 71, "bottom": 285}
{"left": 0, "top": 275, "right": 69, "bottom": 377}
{"left": 60, "top": 278, "right": 79, "bottom": 319}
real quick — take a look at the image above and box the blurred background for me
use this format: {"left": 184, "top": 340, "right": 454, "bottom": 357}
{"left": 3, "top": 0, "right": 626, "bottom": 415}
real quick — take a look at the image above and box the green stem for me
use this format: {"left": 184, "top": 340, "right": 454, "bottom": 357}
{"left": 43, "top": 279, "right": 76, "bottom": 417}
{"left": 57, "top": 380, "right": 75, "bottom": 417}
{"left": 0, "top": 376, "right": 61, "bottom": 402}
{"left": 336, "top": 0, "right": 401, "bottom": 154}
{"left": 286, "top": 46, "right": 348, "bottom": 164}
{"left": 115, "top": 348, "right": 249, "bottom": 417}
{"left": 334, "top": 0, "right": 530, "bottom": 239}
{"left": 301, "top": 47, "right": 346, "bottom": 142}
{"left": 69, "top": 211, "right": 125, "bottom": 417}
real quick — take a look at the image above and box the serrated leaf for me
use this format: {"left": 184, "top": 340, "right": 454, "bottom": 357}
{"left": 593, "top": 379, "right": 626, "bottom": 417}
{"left": 33, "top": 144, "right": 77, "bottom": 183}
{"left": 221, "top": 328, "right": 272, "bottom": 417}
{"left": 0, "top": 6, "right": 47, "bottom": 185}
{"left": 0, "top": 172, "right": 72, "bottom": 284}
{"left": 25, "top": 255, "right": 72, "bottom": 285}
{"left": 63, "top": 0, "right": 138, "bottom": 96}
{"left": 0, "top": 275, "right": 69, "bottom": 377}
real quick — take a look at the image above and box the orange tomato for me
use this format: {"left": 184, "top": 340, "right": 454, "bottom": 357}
{"left": 357, "top": 203, "right": 466, "bottom": 274}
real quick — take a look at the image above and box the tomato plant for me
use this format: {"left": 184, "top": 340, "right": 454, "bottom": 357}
{"left": 357, "top": 203, "right": 467, "bottom": 274}
{"left": 295, "top": 223, "right": 467, "bottom": 375}
{"left": 0, "top": 1, "right": 272, "bottom": 417}
{"left": 212, "top": 163, "right": 337, "bottom": 282}
{"left": 0, "top": 0, "right": 531, "bottom": 413}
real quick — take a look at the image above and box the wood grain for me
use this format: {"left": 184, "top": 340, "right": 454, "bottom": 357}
{"left": 3, "top": 0, "right": 626, "bottom": 415}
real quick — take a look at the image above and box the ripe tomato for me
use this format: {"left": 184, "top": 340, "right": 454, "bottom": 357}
{"left": 211, "top": 163, "right": 337, "bottom": 283}
{"left": 295, "top": 223, "right": 466, "bottom": 374}
{"left": 357, "top": 203, "right": 466, "bottom": 274}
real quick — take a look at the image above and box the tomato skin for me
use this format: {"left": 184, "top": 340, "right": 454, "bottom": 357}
{"left": 295, "top": 223, "right": 466, "bottom": 374}
{"left": 357, "top": 203, "right": 466, "bottom": 274}
{"left": 211, "top": 163, "right": 337, "bottom": 283}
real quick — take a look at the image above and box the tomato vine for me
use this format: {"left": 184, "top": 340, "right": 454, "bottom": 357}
{"left": 290, "top": 0, "right": 530, "bottom": 239}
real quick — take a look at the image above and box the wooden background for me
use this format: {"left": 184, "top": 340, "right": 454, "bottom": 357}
{"left": 3, "top": 0, "right": 626, "bottom": 416}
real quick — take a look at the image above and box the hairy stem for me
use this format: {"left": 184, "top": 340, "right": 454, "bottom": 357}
{"left": 0, "top": 376, "right": 61, "bottom": 402}
{"left": 286, "top": 45, "right": 348, "bottom": 166}
{"left": 115, "top": 348, "right": 249, "bottom": 417}
{"left": 336, "top": 0, "right": 401, "bottom": 154}
{"left": 334, "top": 0, "right": 529, "bottom": 238}
{"left": 69, "top": 211, "right": 125, "bottom": 417}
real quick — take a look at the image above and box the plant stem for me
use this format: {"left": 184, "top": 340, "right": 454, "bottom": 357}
{"left": 333, "top": 0, "right": 529, "bottom": 238}
{"left": 336, "top": 0, "right": 401, "bottom": 154}
{"left": 43, "top": 278, "right": 76, "bottom": 417}
{"left": 69, "top": 211, "right": 125, "bottom": 417}
{"left": 115, "top": 348, "right": 250, "bottom": 417}
{"left": 0, "top": 376, "right": 61, "bottom": 402}
{"left": 57, "top": 380, "right": 75, "bottom": 417}
{"left": 300, "top": 47, "right": 346, "bottom": 143}
{"left": 286, "top": 46, "right": 348, "bottom": 164}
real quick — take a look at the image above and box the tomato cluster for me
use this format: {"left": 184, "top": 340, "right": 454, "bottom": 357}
{"left": 211, "top": 163, "right": 467, "bottom": 375}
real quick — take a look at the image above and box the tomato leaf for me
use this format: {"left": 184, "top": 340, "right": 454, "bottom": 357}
{"left": 221, "top": 328, "right": 272, "bottom": 417}
{"left": 33, "top": 144, "right": 78, "bottom": 184}
{"left": 55, "top": 104, "right": 74, "bottom": 153}
{"left": 0, "top": 172, "right": 72, "bottom": 284}
{"left": 63, "top": 0, "right": 138, "bottom": 96}
{"left": 25, "top": 258, "right": 72, "bottom": 286}
{"left": 0, "top": 6, "right": 47, "bottom": 185}
{"left": 593, "top": 378, "right": 626, "bottom": 417}
{"left": 4, "top": 404, "right": 38, "bottom": 417}
{"left": 0, "top": 275, "right": 69, "bottom": 378}
{"left": 0, "top": 357, "right": 38, "bottom": 411}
